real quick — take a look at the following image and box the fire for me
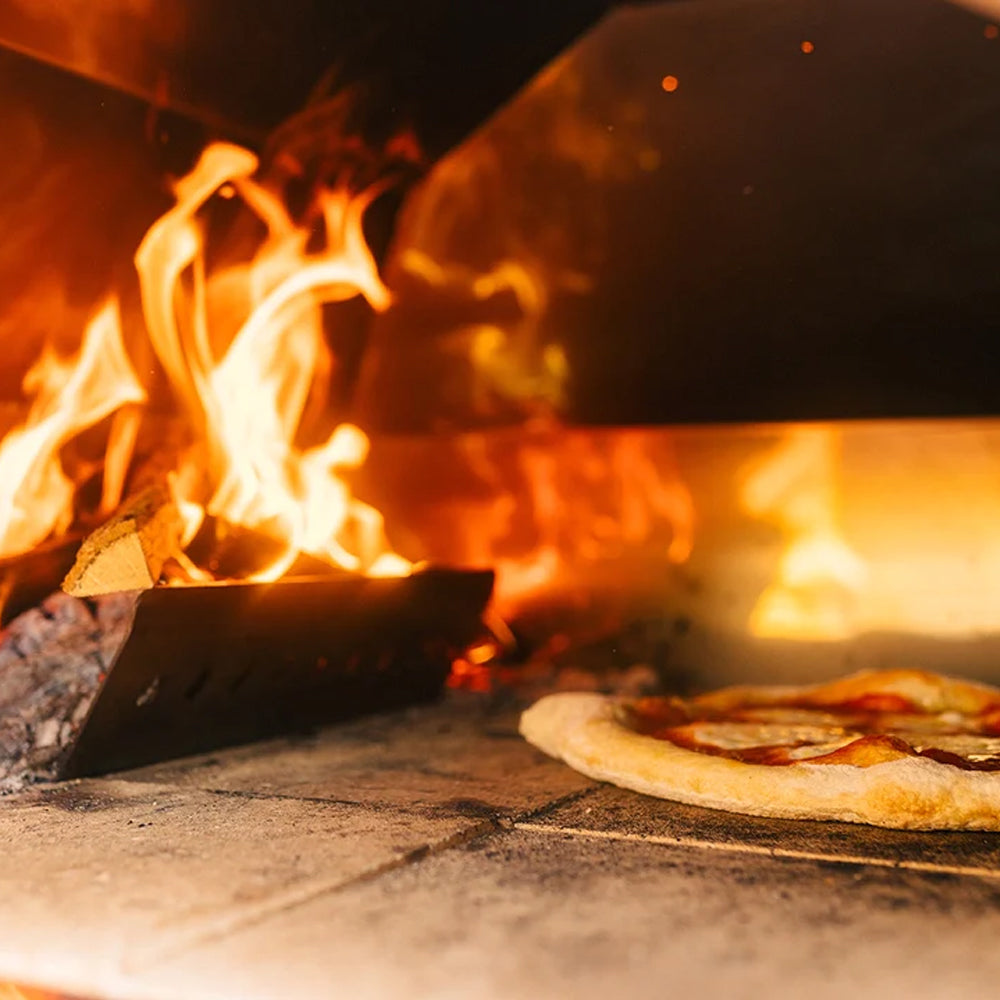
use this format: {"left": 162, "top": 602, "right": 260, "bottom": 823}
{"left": 478, "top": 423, "right": 696, "bottom": 611}
{"left": 741, "top": 421, "right": 1000, "bottom": 641}
{"left": 0, "top": 142, "right": 408, "bottom": 582}
{"left": 0, "top": 299, "right": 144, "bottom": 559}
{"left": 741, "top": 426, "right": 867, "bottom": 640}
{"left": 364, "top": 423, "right": 695, "bottom": 619}
{"left": 135, "top": 142, "right": 407, "bottom": 580}
{"left": 397, "top": 248, "right": 570, "bottom": 415}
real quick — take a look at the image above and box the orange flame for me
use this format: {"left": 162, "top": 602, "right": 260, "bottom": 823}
{"left": 740, "top": 426, "right": 867, "bottom": 640}
{"left": 0, "top": 299, "right": 145, "bottom": 558}
{"left": 740, "top": 420, "right": 1000, "bottom": 642}
{"left": 486, "top": 424, "right": 694, "bottom": 609}
{"left": 397, "top": 248, "right": 569, "bottom": 415}
{"left": 135, "top": 142, "right": 409, "bottom": 580}
{"left": 0, "top": 141, "right": 409, "bottom": 583}
{"left": 365, "top": 423, "right": 694, "bottom": 619}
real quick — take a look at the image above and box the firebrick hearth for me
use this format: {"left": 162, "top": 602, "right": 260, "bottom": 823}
{"left": 5, "top": 696, "right": 1000, "bottom": 1000}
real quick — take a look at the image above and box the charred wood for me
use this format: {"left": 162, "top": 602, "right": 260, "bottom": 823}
{"left": 181, "top": 517, "right": 341, "bottom": 581}
{"left": 0, "top": 534, "right": 84, "bottom": 628}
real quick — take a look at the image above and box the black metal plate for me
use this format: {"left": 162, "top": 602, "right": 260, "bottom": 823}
{"left": 58, "top": 569, "right": 493, "bottom": 779}
{"left": 0, "top": 0, "right": 616, "bottom": 152}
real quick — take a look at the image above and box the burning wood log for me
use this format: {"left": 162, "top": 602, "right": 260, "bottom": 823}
{"left": 60, "top": 415, "right": 194, "bottom": 597}
{"left": 0, "top": 591, "right": 138, "bottom": 794}
{"left": 61, "top": 483, "right": 182, "bottom": 597}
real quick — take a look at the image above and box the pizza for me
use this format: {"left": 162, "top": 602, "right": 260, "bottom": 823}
{"left": 520, "top": 669, "right": 1000, "bottom": 830}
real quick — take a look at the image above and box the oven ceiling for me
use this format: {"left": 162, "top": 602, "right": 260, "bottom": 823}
{"left": 353, "top": 0, "right": 1000, "bottom": 430}
{"left": 0, "top": 0, "right": 998, "bottom": 426}
{"left": 0, "top": 0, "right": 640, "bottom": 155}
{"left": 554, "top": 0, "right": 1000, "bottom": 425}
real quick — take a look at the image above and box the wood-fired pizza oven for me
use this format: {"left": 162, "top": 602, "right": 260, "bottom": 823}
{"left": 2, "top": 2, "right": 1000, "bottom": 998}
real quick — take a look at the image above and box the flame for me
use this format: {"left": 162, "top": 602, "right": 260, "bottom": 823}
{"left": 397, "top": 248, "right": 569, "bottom": 415}
{"left": 133, "top": 142, "right": 408, "bottom": 580}
{"left": 738, "top": 420, "right": 1000, "bottom": 642}
{"left": 485, "top": 424, "right": 694, "bottom": 608}
{"left": 0, "top": 141, "right": 408, "bottom": 582}
{"left": 740, "top": 427, "right": 868, "bottom": 640}
{"left": 365, "top": 423, "right": 694, "bottom": 618}
{"left": 0, "top": 299, "right": 145, "bottom": 558}
{"left": 356, "top": 45, "right": 651, "bottom": 430}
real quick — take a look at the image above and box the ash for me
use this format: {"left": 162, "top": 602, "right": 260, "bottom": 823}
{"left": 0, "top": 591, "right": 138, "bottom": 793}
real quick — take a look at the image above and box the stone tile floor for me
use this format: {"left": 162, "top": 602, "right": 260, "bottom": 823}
{"left": 2, "top": 696, "right": 1000, "bottom": 999}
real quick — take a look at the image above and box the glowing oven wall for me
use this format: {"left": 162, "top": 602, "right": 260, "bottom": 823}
{"left": 354, "top": 0, "right": 1000, "bottom": 686}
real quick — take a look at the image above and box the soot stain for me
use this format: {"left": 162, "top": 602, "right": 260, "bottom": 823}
{"left": 34, "top": 784, "right": 123, "bottom": 813}
{"left": 437, "top": 797, "right": 502, "bottom": 820}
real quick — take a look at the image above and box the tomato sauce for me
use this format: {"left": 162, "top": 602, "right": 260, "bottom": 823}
{"left": 625, "top": 694, "right": 1000, "bottom": 770}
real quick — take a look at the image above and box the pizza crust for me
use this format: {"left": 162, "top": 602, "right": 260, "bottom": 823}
{"left": 520, "top": 691, "right": 1000, "bottom": 830}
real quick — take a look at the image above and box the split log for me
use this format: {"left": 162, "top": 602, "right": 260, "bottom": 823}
{"left": 62, "top": 483, "right": 182, "bottom": 597}
{"left": 62, "top": 418, "right": 193, "bottom": 597}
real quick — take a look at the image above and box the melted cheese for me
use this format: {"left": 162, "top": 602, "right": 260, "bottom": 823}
{"left": 683, "top": 722, "right": 853, "bottom": 752}
{"left": 672, "top": 711, "right": 1000, "bottom": 768}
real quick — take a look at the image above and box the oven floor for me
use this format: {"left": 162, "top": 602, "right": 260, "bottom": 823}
{"left": 2, "top": 695, "right": 1000, "bottom": 999}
